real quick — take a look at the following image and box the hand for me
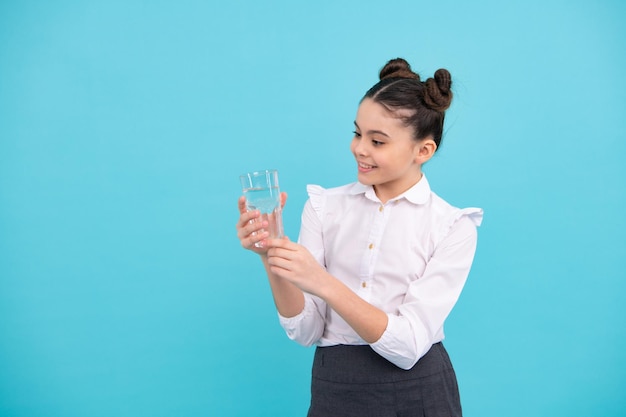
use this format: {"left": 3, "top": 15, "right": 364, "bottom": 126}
{"left": 236, "top": 192, "right": 287, "bottom": 254}
{"left": 266, "top": 237, "right": 331, "bottom": 297}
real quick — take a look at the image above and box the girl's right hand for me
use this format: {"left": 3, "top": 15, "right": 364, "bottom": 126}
{"left": 236, "top": 193, "right": 287, "bottom": 254}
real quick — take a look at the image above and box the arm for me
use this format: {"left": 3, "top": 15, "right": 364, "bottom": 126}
{"left": 370, "top": 215, "right": 479, "bottom": 369}
{"left": 267, "top": 213, "right": 480, "bottom": 369}
{"left": 236, "top": 194, "right": 304, "bottom": 317}
{"left": 267, "top": 238, "right": 389, "bottom": 343}
{"left": 259, "top": 253, "right": 305, "bottom": 318}
{"left": 236, "top": 195, "right": 325, "bottom": 345}
{"left": 314, "top": 273, "right": 389, "bottom": 343}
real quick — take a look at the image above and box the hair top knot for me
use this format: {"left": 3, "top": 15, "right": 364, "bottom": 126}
{"left": 379, "top": 58, "right": 420, "bottom": 81}
{"left": 362, "top": 57, "right": 454, "bottom": 149}
{"left": 423, "top": 69, "right": 452, "bottom": 112}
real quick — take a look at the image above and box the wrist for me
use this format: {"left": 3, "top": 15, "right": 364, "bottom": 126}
{"left": 316, "top": 271, "right": 340, "bottom": 301}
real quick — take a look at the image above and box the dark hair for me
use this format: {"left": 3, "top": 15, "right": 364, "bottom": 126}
{"left": 362, "top": 58, "right": 453, "bottom": 149}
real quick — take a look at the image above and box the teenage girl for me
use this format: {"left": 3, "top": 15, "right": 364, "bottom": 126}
{"left": 236, "top": 58, "right": 482, "bottom": 417}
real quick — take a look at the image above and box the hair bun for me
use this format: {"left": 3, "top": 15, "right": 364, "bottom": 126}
{"left": 379, "top": 58, "right": 420, "bottom": 81}
{"left": 424, "top": 68, "right": 452, "bottom": 112}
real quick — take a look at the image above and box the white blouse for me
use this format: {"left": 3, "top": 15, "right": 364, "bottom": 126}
{"left": 278, "top": 175, "right": 483, "bottom": 370}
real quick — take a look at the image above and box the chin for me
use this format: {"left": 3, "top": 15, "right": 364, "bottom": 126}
{"left": 357, "top": 174, "right": 375, "bottom": 185}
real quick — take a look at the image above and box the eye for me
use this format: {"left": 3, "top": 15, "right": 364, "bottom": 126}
{"left": 372, "top": 139, "right": 384, "bottom": 146}
{"left": 353, "top": 130, "right": 361, "bottom": 138}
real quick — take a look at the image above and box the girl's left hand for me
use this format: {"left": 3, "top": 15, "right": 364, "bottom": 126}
{"left": 266, "top": 237, "right": 331, "bottom": 297}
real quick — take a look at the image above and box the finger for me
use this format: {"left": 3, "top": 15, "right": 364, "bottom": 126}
{"left": 266, "top": 238, "right": 292, "bottom": 251}
{"left": 242, "top": 230, "right": 269, "bottom": 250}
{"left": 238, "top": 196, "right": 247, "bottom": 214}
{"left": 280, "top": 192, "right": 288, "bottom": 209}
{"left": 237, "top": 216, "right": 267, "bottom": 240}
{"left": 266, "top": 255, "right": 292, "bottom": 271}
{"left": 237, "top": 209, "right": 260, "bottom": 229}
{"left": 267, "top": 237, "right": 296, "bottom": 252}
{"left": 267, "top": 245, "right": 300, "bottom": 262}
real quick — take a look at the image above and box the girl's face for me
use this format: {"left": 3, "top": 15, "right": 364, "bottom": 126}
{"left": 350, "top": 98, "right": 435, "bottom": 203}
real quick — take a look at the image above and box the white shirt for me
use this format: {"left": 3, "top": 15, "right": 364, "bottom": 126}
{"left": 278, "top": 175, "right": 483, "bottom": 370}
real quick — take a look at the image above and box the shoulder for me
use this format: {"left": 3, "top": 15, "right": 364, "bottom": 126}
{"left": 427, "top": 190, "right": 483, "bottom": 240}
{"left": 305, "top": 182, "right": 365, "bottom": 216}
{"left": 306, "top": 181, "right": 362, "bottom": 202}
{"left": 306, "top": 182, "right": 361, "bottom": 197}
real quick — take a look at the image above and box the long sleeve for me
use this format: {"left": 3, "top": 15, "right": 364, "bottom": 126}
{"left": 275, "top": 179, "right": 482, "bottom": 369}
{"left": 277, "top": 192, "right": 327, "bottom": 346}
{"left": 370, "top": 213, "right": 480, "bottom": 369}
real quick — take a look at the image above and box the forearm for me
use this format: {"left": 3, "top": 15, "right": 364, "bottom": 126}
{"left": 260, "top": 254, "right": 305, "bottom": 318}
{"left": 264, "top": 237, "right": 387, "bottom": 343}
{"left": 320, "top": 277, "right": 388, "bottom": 344}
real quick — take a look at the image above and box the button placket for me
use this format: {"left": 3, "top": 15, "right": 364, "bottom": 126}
{"left": 359, "top": 202, "right": 390, "bottom": 294}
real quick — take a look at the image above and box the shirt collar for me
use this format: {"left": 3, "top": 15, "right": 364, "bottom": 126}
{"left": 348, "top": 175, "right": 431, "bottom": 205}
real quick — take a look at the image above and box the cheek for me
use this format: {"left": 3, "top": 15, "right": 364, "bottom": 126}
{"left": 349, "top": 138, "right": 357, "bottom": 154}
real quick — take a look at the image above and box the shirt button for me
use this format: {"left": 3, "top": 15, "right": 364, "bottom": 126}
{"left": 379, "top": 205, "right": 384, "bottom": 212}
{"left": 362, "top": 282, "right": 367, "bottom": 288}
{"left": 368, "top": 243, "right": 374, "bottom": 250}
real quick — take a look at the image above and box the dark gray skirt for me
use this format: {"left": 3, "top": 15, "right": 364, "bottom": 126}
{"left": 307, "top": 343, "right": 462, "bottom": 417}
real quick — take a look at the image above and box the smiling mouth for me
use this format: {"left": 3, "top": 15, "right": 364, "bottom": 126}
{"left": 358, "top": 162, "right": 376, "bottom": 169}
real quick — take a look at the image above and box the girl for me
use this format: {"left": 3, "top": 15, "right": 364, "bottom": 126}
{"left": 236, "top": 58, "right": 482, "bottom": 417}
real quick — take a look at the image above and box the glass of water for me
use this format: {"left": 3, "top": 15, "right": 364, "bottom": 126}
{"left": 239, "top": 169, "right": 284, "bottom": 246}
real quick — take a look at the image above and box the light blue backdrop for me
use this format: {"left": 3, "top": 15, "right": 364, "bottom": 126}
{"left": 1, "top": 1, "right": 624, "bottom": 416}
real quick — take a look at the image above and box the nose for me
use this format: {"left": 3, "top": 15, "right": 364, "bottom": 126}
{"left": 352, "top": 137, "right": 368, "bottom": 156}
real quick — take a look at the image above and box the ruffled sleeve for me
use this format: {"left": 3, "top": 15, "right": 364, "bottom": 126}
{"left": 370, "top": 205, "right": 483, "bottom": 369}
{"left": 300, "top": 185, "right": 327, "bottom": 267}
{"left": 454, "top": 207, "right": 483, "bottom": 227}
{"left": 275, "top": 184, "right": 328, "bottom": 347}
{"left": 434, "top": 207, "right": 483, "bottom": 244}
{"left": 306, "top": 184, "right": 326, "bottom": 219}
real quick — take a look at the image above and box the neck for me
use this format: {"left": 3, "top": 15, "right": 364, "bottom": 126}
{"left": 373, "top": 171, "right": 423, "bottom": 204}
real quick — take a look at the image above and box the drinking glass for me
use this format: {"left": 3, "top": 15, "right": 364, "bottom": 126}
{"left": 239, "top": 169, "right": 284, "bottom": 247}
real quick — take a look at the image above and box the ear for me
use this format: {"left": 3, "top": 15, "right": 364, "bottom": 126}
{"left": 414, "top": 138, "right": 437, "bottom": 164}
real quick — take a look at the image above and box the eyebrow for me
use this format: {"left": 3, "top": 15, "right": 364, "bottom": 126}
{"left": 353, "top": 121, "right": 390, "bottom": 138}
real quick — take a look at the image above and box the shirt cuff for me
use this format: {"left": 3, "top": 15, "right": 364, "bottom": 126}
{"left": 370, "top": 314, "right": 422, "bottom": 370}
{"left": 277, "top": 295, "right": 318, "bottom": 342}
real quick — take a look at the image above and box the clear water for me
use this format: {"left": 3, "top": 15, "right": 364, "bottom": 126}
{"left": 243, "top": 186, "right": 283, "bottom": 242}
{"left": 244, "top": 187, "right": 280, "bottom": 213}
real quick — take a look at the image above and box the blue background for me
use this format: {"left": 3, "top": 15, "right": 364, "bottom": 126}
{"left": 1, "top": 1, "right": 624, "bottom": 416}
